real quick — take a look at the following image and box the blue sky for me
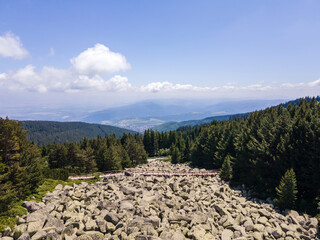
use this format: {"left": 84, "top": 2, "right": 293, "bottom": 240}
{"left": 0, "top": 0, "right": 320, "bottom": 116}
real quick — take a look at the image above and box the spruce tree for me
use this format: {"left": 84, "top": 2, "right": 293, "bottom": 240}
{"left": 219, "top": 154, "right": 232, "bottom": 181}
{"left": 275, "top": 169, "right": 298, "bottom": 210}
{"left": 171, "top": 145, "right": 181, "bottom": 164}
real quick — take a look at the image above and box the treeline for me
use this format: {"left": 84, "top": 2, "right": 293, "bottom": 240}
{"left": 41, "top": 133, "right": 147, "bottom": 174}
{"left": 144, "top": 98, "right": 320, "bottom": 213}
{"left": 190, "top": 98, "right": 319, "bottom": 213}
{"left": 21, "top": 121, "right": 136, "bottom": 145}
{"left": 143, "top": 125, "right": 204, "bottom": 163}
{"left": 0, "top": 118, "right": 147, "bottom": 213}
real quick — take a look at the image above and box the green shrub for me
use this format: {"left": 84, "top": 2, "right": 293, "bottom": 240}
{"left": 94, "top": 173, "right": 101, "bottom": 180}
{"left": 275, "top": 169, "right": 298, "bottom": 210}
{"left": 157, "top": 148, "right": 170, "bottom": 156}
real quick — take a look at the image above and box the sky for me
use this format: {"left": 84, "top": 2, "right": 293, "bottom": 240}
{"left": 0, "top": 0, "right": 320, "bottom": 116}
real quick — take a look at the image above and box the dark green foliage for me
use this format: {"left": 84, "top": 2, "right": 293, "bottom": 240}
{"left": 20, "top": 121, "right": 136, "bottom": 145}
{"left": 103, "top": 145, "right": 123, "bottom": 171}
{"left": 186, "top": 97, "right": 320, "bottom": 213}
{"left": 139, "top": 97, "right": 319, "bottom": 213}
{"left": 171, "top": 146, "right": 181, "bottom": 164}
{"left": 219, "top": 154, "right": 232, "bottom": 181}
{"left": 124, "top": 136, "right": 147, "bottom": 166}
{"left": 44, "top": 168, "right": 69, "bottom": 181}
{"left": 0, "top": 117, "right": 44, "bottom": 212}
{"left": 275, "top": 169, "right": 298, "bottom": 210}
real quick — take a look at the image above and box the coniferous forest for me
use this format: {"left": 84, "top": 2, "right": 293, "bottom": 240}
{"left": 143, "top": 98, "right": 320, "bottom": 214}
{"left": 0, "top": 119, "right": 147, "bottom": 216}
{"left": 0, "top": 97, "right": 319, "bottom": 222}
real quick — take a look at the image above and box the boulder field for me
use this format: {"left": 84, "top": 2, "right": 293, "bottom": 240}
{"left": 2, "top": 161, "right": 319, "bottom": 240}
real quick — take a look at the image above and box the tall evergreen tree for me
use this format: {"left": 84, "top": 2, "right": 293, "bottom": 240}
{"left": 275, "top": 169, "right": 298, "bottom": 210}
{"left": 171, "top": 145, "right": 181, "bottom": 164}
{"left": 0, "top": 118, "right": 44, "bottom": 212}
{"left": 219, "top": 154, "right": 233, "bottom": 181}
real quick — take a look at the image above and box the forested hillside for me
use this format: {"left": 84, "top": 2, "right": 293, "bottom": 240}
{"left": 20, "top": 121, "right": 136, "bottom": 145}
{"left": 152, "top": 114, "right": 234, "bottom": 132}
{"left": 143, "top": 98, "right": 320, "bottom": 214}
{"left": 0, "top": 118, "right": 147, "bottom": 226}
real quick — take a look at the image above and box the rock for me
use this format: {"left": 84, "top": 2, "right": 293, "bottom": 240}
{"left": 252, "top": 232, "right": 263, "bottom": 240}
{"left": 119, "top": 201, "right": 134, "bottom": 211}
{"left": 17, "top": 232, "right": 30, "bottom": 240}
{"left": 171, "top": 231, "right": 185, "bottom": 240}
{"left": 43, "top": 215, "right": 64, "bottom": 233}
{"left": 104, "top": 213, "right": 120, "bottom": 225}
{"left": 257, "top": 216, "right": 268, "bottom": 225}
{"left": 84, "top": 232, "right": 104, "bottom": 240}
{"left": 22, "top": 201, "right": 41, "bottom": 213}
{"left": 221, "top": 229, "right": 233, "bottom": 240}
{"left": 105, "top": 222, "right": 116, "bottom": 232}
{"left": 9, "top": 160, "right": 319, "bottom": 240}
{"left": 27, "top": 222, "right": 44, "bottom": 236}
{"left": 26, "top": 210, "right": 47, "bottom": 223}
{"left": 95, "top": 220, "right": 106, "bottom": 233}
{"left": 14, "top": 224, "right": 27, "bottom": 239}
{"left": 272, "top": 228, "right": 284, "bottom": 238}
{"left": 119, "top": 186, "right": 136, "bottom": 195}
{"left": 55, "top": 184, "right": 63, "bottom": 191}
{"left": 30, "top": 230, "right": 46, "bottom": 240}
{"left": 144, "top": 217, "right": 160, "bottom": 229}
{"left": 305, "top": 218, "right": 318, "bottom": 229}
{"left": 75, "top": 235, "right": 93, "bottom": 240}
{"left": 84, "top": 219, "right": 97, "bottom": 231}
{"left": 1, "top": 237, "right": 14, "bottom": 240}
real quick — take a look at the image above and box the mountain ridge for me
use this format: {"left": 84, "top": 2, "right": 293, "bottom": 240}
{"left": 20, "top": 120, "right": 136, "bottom": 145}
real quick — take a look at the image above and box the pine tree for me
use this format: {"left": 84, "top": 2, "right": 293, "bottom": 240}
{"left": 0, "top": 118, "right": 44, "bottom": 212}
{"left": 171, "top": 145, "right": 181, "bottom": 164}
{"left": 219, "top": 154, "right": 232, "bottom": 181}
{"left": 104, "top": 145, "right": 122, "bottom": 171}
{"left": 275, "top": 169, "right": 298, "bottom": 210}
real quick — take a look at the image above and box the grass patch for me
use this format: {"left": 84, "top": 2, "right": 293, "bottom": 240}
{"left": 0, "top": 177, "right": 100, "bottom": 231}
{"left": 157, "top": 156, "right": 171, "bottom": 162}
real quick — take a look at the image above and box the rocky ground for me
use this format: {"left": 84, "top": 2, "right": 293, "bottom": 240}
{"left": 2, "top": 161, "right": 319, "bottom": 240}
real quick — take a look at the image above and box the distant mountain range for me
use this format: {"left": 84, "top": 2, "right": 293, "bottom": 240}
{"left": 152, "top": 96, "right": 320, "bottom": 132}
{"left": 152, "top": 113, "right": 249, "bottom": 132}
{"left": 17, "top": 97, "right": 320, "bottom": 144}
{"left": 83, "top": 99, "right": 285, "bottom": 132}
{"left": 20, "top": 121, "right": 136, "bottom": 145}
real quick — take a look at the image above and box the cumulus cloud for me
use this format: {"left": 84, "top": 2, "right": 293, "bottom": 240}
{"left": 141, "top": 81, "right": 213, "bottom": 92}
{"left": 0, "top": 65, "right": 131, "bottom": 93}
{"left": 0, "top": 43, "right": 133, "bottom": 92}
{"left": 0, "top": 32, "right": 29, "bottom": 59}
{"left": 71, "top": 75, "right": 131, "bottom": 92}
{"left": 70, "top": 44, "right": 131, "bottom": 74}
{"left": 0, "top": 41, "right": 319, "bottom": 100}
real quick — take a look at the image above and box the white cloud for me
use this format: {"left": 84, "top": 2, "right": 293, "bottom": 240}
{"left": 141, "top": 81, "right": 211, "bottom": 92}
{"left": 0, "top": 65, "right": 132, "bottom": 93}
{"left": 70, "top": 74, "right": 131, "bottom": 92}
{"left": 0, "top": 32, "right": 29, "bottom": 59}
{"left": 0, "top": 41, "right": 319, "bottom": 100}
{"left": 70, "top": 44, "right": 131, "bottom": 74}
{"left": 308, "top": 78, "right": 320, "bottom": 87}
